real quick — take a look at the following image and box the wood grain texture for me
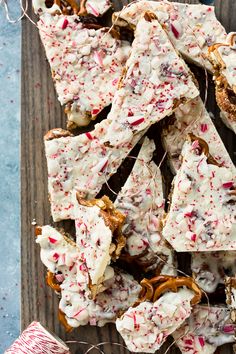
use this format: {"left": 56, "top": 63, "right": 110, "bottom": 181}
{"left": 21, "top": 1, "right": 236, "bottom": 353}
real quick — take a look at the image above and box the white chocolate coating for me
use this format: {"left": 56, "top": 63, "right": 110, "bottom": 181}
{"left": 163, "top": 140, "right": 236, "bottom": 252}
{"left": 37, "top": 14, "right": 130, "bottom": 126}
{"left": 210, "top": 32, "right": 236, "bottom": 91}
{"left": 115, "top": 137, "right": 175, "bottom": 275}
{"left": 33, "top": 0, "right": 111, "bottom": 16}
{"left": 116, "top": 288, "right": 194, "bottom": 353}
{"left": 85, "top": 0, "right": 111, "bottom": 17}
{"left": 162, "top": 97, "right": 235, "bottom": 173}
{"left": 36, "top": 225, "right": 141, "bottom": 327}
{"left": 75, "top": 200, "right": 113, "bottom": 286}
{"left": 45, "top": 13, "right": 198, "bottom": 222}
{"left": 172, "top": 305, "right": 235, "bottom": 354}
{"left": 113, "top": 1, "right": 226, "bottom": 72}
{"left": 192, "top": 251, "right": 236, "bottom": 293}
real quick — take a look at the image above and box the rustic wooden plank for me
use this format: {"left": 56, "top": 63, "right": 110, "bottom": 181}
{"left": 21, "top": 1, "right": 235, "bottom": 353}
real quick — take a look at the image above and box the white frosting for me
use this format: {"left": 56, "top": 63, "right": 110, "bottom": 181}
{"left": 116, "top": 288, "right": 194, "bottom": 353}
{"left": 162, "top": 96, "right": 235, "bottom": 173}
{"left": 163, "top": 140, "right": 236, "bottom": 252}
{"left": 86, "top": 0, "right": 111, "bottom": 17}
{"left": 45, "top": 13, "right": 198, "bottom": 222}
{"left": 33, "top": 0, "right": 111, "bottom": 16}
{"left": 192, "top": 251, "right": 236, "bottom": 293}
{"left": 172, "top": 305, "right": 235, "bottom": 353}
{"left": 36, "top": 225, "right": 141, "bottom": 327}
{"left": 37, "top": 14, "right": 130, "bottom": 126}
{"left": 115, "top": 137, "right": 175, "bottom": 275}
{"left": 75, "top": 201, "right": 113, "bottom": 285}
{"left": 113, "top": 1, "right": 227, "bottom": 72}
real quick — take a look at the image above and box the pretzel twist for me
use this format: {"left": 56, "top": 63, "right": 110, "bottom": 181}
{"left": 188, "top": 133, "right": 221, "bottom": 166}
{"left": 52, "top": 0, "right": 80, "bottom": 14}
{"left": 137, "top": 275, "right": 202, "bottom": 306}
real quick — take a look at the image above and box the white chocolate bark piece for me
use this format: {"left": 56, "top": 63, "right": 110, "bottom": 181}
{"left": 74, "top": 196, "right": 125, "bottom": 289}
{"left": 33, "top": 0, "right": 111, "bottom": 16}
{"left": 45, "top": 12, "right": 198, "bottom": 222}
{"left": 85, "top": 0, "right": 111, "bottom": 17}
{"left": 113, "top": 1, "right": 226, "bottom": 72}
{"left": 105, "top": 12, "right": 198, "bottom": 145}
{"left": 37, "top": 13, "right": 130, "bottom": 126}
{"left": 225, "top": 277, "right": 236, "bottom": 323}
{"left": 114, "top": 137, "right": 175, "bottom": 275}
{"left": 162, "top": 139, "right": 236, "bottom": 252}
{"left": 116, "top": 288, "right": 194, "bottom": 353}
{"left": 60, "top": 269, "right": 141, "bottom": 328}
{"left": 172, "top": 305, "right": 235, "bottom": 354}
{"left": 36, "top": 225, "right": 141, "bottom": 328}
{"left": 192, "top": 251, "right": 236, "bottom": 293}
{"left": 75, "top": 203, "right": 113, "bottom": 286}
{"left": 162, "top": 97, "right": 235, "bottom": 173}
{"left": 45, "top": 121, "right": 144, "bottom": 222}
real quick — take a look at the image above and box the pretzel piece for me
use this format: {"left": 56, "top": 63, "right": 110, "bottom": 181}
{"left": 153, "top": 276, "right": 202, "bottom": 305}
{"left": 188, "top": 133, "right": 221, "bottom": 166}
{"left": 46, "top": 271, "right": 61, "bottom": 292}
{"left": 58, "top": 309, "right": 74, "bottom": 332}
{"left": 138, "top": 275, "right": 202, "bottom": 306}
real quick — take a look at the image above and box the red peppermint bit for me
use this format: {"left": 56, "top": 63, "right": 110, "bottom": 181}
{"left": 223, "top": 324, "right": 235, "bottom": 333}
{"left": 200, "top": 123, "right": 208, "bottom": 133}
{"left": 53, "top": 252, "right": 60, "bottom": 261}
{"left": 100, "top": 159, "right": 108, "bottom": 172}
{"left": 146, "top": 188, "right": 151, "bottom": 195}
{"left": 191, "top": 140, "right": 200, "bottom": 150}
{"left": 112, "top": 78, "right": 119, "bottom": 86}
{"left": 184, "top": 339, "right": 193, "bottom": 345}
{"left": 198, "top": 336, "right": 205, "bottom": 347}
{"left": 222, "top": 182, "right": 233, "bottom": 189}
{"left": 91, "top": 109, "right": 100, "bottom": 116}
{"left": 93, "top": 51, "right": 103, "bottom": 67}
{"left": 171, "top": 23, "right": 180, "bottom": 39}
{"left": 55, "top": 273, "right": 64, "bottom": 283}
{"left": 130, "top": 117, "right": 145, "bottom": 126}
{"left": 69, "top": 263, "right": 75, "bottom": 271}
{"left": 62, "top": 19, "right": 69, "bottom": 30}
{"left": 79, "top": 263, "right": 87, "bottom": 272}
{"left": 87, "top": 3, "right": 99, "bottom": 16}
{"left": 191, "top": 234, "right": 197, "bottom": 242}
{"left": 85, "top": 132, "right": 93, "bottom": 140}
{"left": 73, "top": 307, "right": 86, "bottom": 318}
{"left": 49, "top": 237, "right": 57, "bottom": 244}
{"left": 128, "top": 111, "right": 134, "bottom": 117}
{"left": 184, "top": 211, "right": 193, "bottom": 217}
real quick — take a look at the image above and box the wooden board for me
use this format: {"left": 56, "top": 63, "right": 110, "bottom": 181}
{"left": 21, "top": 1, "right": 236, "bottom": 353}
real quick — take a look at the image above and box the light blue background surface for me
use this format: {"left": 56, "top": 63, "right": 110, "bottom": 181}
{"left": 0, "top": 2, "right": 20, "bottom": 352}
